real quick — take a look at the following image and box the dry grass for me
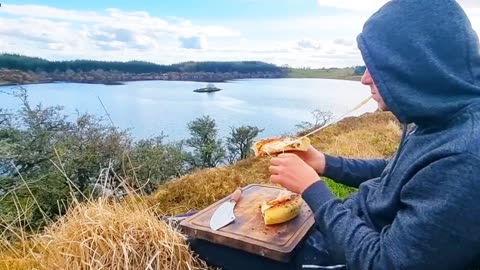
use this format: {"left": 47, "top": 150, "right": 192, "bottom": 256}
{"left": 151, "top": 161, "right": 273, "bottom": 215}
{"left": 0, "top": 244, "right": 38, "bottom": 270}
{"left": 39, "top": 199, "right": 208, "bottom": 270}
{"left": 0, "top": 111, "right": 401, "bottom": 270}
{"left": 1, "top": 199, "right": 209, "bottom": 270}
{"left": 311, "top": 113, "right": 401, "bottom": 157}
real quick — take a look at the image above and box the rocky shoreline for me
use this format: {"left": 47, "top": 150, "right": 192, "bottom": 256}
{"left": 0, "top": 69, "right": 287, "bottom": 86}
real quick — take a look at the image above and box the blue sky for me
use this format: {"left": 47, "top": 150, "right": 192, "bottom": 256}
{"left": 1, "top": 0, "right": 479, "bottom": 67}
{"left": 3, "top": 0, "right": 333, "bottom": 20}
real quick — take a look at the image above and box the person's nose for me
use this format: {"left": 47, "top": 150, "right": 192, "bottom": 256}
{"left": 361, "top": 69, "right": 373, "bottom": 85}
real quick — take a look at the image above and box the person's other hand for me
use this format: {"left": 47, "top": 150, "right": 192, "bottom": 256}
{"left": 292, "top": 145, "right": 326, "bottom": 175}
{"left": 269, "top": 153, "right": 321, "bottom": 194}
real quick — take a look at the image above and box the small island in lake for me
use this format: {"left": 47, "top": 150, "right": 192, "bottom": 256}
{"left": 194, "top": 83, "right": 222, "bottom": 93}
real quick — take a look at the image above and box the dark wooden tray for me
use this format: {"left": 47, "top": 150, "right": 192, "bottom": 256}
{"left": 180, "top": 184, "right": 315, "bottom": 262}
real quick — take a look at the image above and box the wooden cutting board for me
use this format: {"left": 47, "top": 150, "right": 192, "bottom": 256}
{"left": 180, "top": 184, "right": 315, "bottom": 262}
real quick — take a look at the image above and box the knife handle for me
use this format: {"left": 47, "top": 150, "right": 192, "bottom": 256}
{"left": 231, "top": 188, "right": 242, "bottom": 202}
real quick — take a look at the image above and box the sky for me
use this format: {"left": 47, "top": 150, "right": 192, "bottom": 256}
{"left": 0, "top": 0, "right": 479, "bottom": 68}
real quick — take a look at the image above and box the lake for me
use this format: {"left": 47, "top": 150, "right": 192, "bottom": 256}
{"left": 0, "top": 79, "right": 377, "bottom": 142}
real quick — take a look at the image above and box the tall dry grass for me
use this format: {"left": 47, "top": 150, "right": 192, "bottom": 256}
{"left": 1, "top": 198, "right": 209, "bottom": 270}
{"left": 38, "top": 199, "right": 207, "bottom": 270}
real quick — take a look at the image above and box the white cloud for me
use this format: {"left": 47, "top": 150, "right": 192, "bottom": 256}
{"left": 1, "top": 4, "right": 105, "bottom": 22}
{"left": 333, "top": 38, "right": 354, "bottom": 47}
{"left": 0, "top": 17, "right": 84, "bottom": 51}
{"left": 179, "top": 36, "right": 208, "bottom": 49}
{"left": 1, "top": 5, "right": 241, "bottom": 39}
{"left": 0, "top": 2, "right": 479, "bottom": 69}
{"left": 297, "top": 39, "right": 322, "bottom": 50}
{"left": 0, "top": 4, "right": 238, "bottom": 53}
{"left": 459, "top": 0, "right": 480, "bottom": 8}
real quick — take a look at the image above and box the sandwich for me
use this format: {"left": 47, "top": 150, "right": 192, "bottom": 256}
{"left": 252, "top": 137, "right": 311, "bottom": 157}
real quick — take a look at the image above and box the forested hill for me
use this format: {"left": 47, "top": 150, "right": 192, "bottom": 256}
{"left": 0, "top": 54, "right": 364, "bottom": 85}
{"left": 0, "top": 54, "right": 284, "bottom": 74}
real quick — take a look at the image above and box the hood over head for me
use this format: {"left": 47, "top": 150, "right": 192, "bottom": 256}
{"left": 357, "top": 0, "right": 480, "bottom": 125}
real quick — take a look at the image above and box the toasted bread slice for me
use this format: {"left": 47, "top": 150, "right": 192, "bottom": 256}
{"left": 259, "top": 190, "right": 303, "bottom": 225}
{"left": 253, "top": 137, "right": 310, "bottom": 157}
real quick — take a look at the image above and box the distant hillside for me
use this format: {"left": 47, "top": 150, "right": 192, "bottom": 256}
{"left": 288, "top": 66, "right": 365, "bottom": 81}
{"left": 0, "top": 54, "right": 288, "bottom": 85}
{"left": 0, "top": 54, "right": 283, "bottom": 74}
{"left": 0, "top": 54, "right": 365, "bottom": 85}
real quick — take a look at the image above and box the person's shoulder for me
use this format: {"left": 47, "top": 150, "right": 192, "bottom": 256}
{"left": 441, "top": 108, "right": 480, "bottom": 150}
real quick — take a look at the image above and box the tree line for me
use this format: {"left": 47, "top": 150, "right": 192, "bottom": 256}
{"left": 0, "top": 54, "right": 285, "bottom": 74}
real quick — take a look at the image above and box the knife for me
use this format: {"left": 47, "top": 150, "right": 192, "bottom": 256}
{"left": 209, "top": 188, "right": 242, "bottom": 231}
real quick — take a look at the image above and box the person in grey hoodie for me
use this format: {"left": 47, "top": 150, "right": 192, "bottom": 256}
{"left": 269, "top": 0, "right": 480, "bottom": 269}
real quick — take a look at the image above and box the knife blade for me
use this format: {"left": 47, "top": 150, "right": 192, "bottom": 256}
{"left": 209, "top": 188, "right": 242, "bottom": 231}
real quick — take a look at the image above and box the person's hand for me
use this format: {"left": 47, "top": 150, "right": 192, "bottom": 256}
{"left": 292, "top": 145, "right": 326, "bottom": 175}
{"left": 269, "top": 153, "right": 321, "bottom": 194}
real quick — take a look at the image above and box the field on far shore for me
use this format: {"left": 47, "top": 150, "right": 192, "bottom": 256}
{"left": 288, "top": 67, "right": 362, "bottom": 81}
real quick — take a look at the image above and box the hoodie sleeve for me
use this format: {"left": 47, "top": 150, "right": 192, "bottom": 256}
{"left": 324, "top": 154, "right": 389, "bottom": 188}
{"left": 302, "top": 154, "right": 480, "bottom": 270}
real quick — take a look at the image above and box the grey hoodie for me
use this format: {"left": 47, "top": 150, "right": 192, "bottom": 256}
{"left": 302, "top": 0, "right": 480, "bottom": 269}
